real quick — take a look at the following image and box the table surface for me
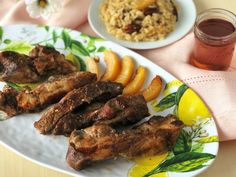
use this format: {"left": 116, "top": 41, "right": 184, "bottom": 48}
{"left": 1, "top": 0, "right": 236, "bottom": 177}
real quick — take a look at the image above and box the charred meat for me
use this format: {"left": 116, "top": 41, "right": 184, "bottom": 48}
{"left": 29, "top": 45, "right": 76, "bottom": 77}
{"left": 0, "top": 72, "right": 96, "bottom": 117}
{"left": 17, "top": 71, "right": 97, "bottom": 111}
{"left": 96, "top": 95, "right": 149, "bottom": 126}
{"left": 52, "top": 102, "right": 105, "bottom": 136}
{"left": 66, "top": 115, "right": 184, "bottom": 170}
{"left": 0, "top": 51, "right": 39, "bottom": 83}
{"left": 0, "top": 85, "right": 22, "bottom": 117}
{"left": 49, "top": 95, "right": 149, "bottom": 136}
{"left": 34, "top": 81, "right": 124, "bottom": 134}
{"left": 0, "top": 45, "right": 76, "bottom": 83}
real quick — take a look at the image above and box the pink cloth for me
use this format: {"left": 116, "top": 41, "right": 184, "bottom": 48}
{"left": 0, "top": 0, "right": 236, "bottom": 141}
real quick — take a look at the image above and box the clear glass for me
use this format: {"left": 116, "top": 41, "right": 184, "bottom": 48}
{"left": 190, "top": 8, "right": 236, "bottom": 70}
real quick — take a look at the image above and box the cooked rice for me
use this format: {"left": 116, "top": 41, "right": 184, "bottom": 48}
{"left": 100, "top": 0, "right": 177, "bottom": 42}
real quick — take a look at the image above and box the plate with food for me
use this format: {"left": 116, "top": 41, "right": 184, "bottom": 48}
{"left": 0, "top": 24, "right": 218, "bottom": 177}
{"left": 88, "top": 0, "right": 196, "bottom": 49}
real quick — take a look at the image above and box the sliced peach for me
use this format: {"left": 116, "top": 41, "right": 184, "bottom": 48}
{"left": 135, "top": 0, "right": 156, "bottom": 10}
{"left": 123, "top": 66, "right": 147, "bottom": 95}
{"left": 142, "top": 75, "right": 162, "bottom": 102}
{"left": 115, "top": 56, "right": 135, "bottom": 86}
{"left": 101, "top": 51, "right": 121, "bottom": 81}
{"left": 86, "top": 57, "right": 100, "bottom": 79}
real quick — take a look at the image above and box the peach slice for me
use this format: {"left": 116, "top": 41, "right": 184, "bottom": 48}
{"left": 115, "top": 56, "right": 135, "bottom": 86}
{"left": 142, "top": 75, "right": 162, "bottom": 102}
{"left": 135, "top": 0, "right": 156, "bottom": 10}
{"left": 86, "top": 57, "right": 100, "bottom": 79}
{"left": 123, "top": 66, "right": 147, "bottom": 95}
{"left": 101, "top": 51, "right": 121, "bottom": 81}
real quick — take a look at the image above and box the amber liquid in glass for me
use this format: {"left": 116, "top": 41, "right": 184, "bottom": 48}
{"left": 190, "top": 19, "right": 236, "bottom": 70}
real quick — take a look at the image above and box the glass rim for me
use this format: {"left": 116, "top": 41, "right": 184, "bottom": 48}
{"left": 195, "top": 8, "right": 236, "bottom": 42}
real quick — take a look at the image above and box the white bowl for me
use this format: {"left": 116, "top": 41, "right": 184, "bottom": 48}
{"left": 88, "top": 0, "right": 197, "bottom": 50}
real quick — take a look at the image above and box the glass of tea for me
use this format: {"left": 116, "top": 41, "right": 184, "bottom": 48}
{"left": 190, "top": 8, "right": 236, "bottom": 70}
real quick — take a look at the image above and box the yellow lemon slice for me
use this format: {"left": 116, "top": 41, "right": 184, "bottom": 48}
{"left": 178, "top": 89, "right": 211, "bottom": 126}
{"left": 128, "top": 153, "right": 168, "bottom": 177}
{"left": 129, "top": 165, "right": 167, "bottom": 177}
{"left": 133, "top": 153, "right": 168, "bottom": 166}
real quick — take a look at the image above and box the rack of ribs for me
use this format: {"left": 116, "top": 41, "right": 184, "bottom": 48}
{"left": 0, "top": 45, "right": 76, "bottom": 83}
{"left": 66, "top": 114, "right": 184, "bottom": 170}
{"left": 34, "top": 81, "right": 124, "bottom": 134}
{"left": 0, "top": 71, "right": 96, "bottom": 118}
{"left": 50, "top": 95, "right": 149, "bottom": 136}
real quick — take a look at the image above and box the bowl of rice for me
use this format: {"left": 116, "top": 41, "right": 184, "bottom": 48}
{"left": 89, "top": 0, "right": 196, "bottom": 49}
{"left": 100, "top": 0, "right": 177, "bottom": 42}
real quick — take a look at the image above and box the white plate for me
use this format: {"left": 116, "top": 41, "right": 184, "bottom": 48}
{"left": 0, "top": 25, "right": 218, "bottom": 177}
{"left": 88, "top": 0, "right": 197, "bottom": 49}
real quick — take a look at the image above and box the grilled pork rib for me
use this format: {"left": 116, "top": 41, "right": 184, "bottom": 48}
{"left": 49, "top": 95, "right": 149, "bottom": 136}
{"left": 29, "top": 45, "right": 77, "bottom": 77}
{"left": 34, "top": 81, "right": 124, "bottom": 134}
{"left": 0, "top": 72, "right": 96, "bottom": 117}
{"left": 52, "top": 102, "right": 105, "bottom": 136}
{"left": 0, "top": 86, "right": 22, "bottom": 117}
{"left": 66, "top": 115, "right": 184, "bottom": 170}
{"left": 17, "top": 72, "right": 96, "bottom": 111}
{"left": 0, "top": 45, "right": 76, "bottom": 83}
{"left": 0, "top": 51, "right": 39, "bottom": 83}
{"left": 96, "top": 95, "right": 149, "bottom": 126}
